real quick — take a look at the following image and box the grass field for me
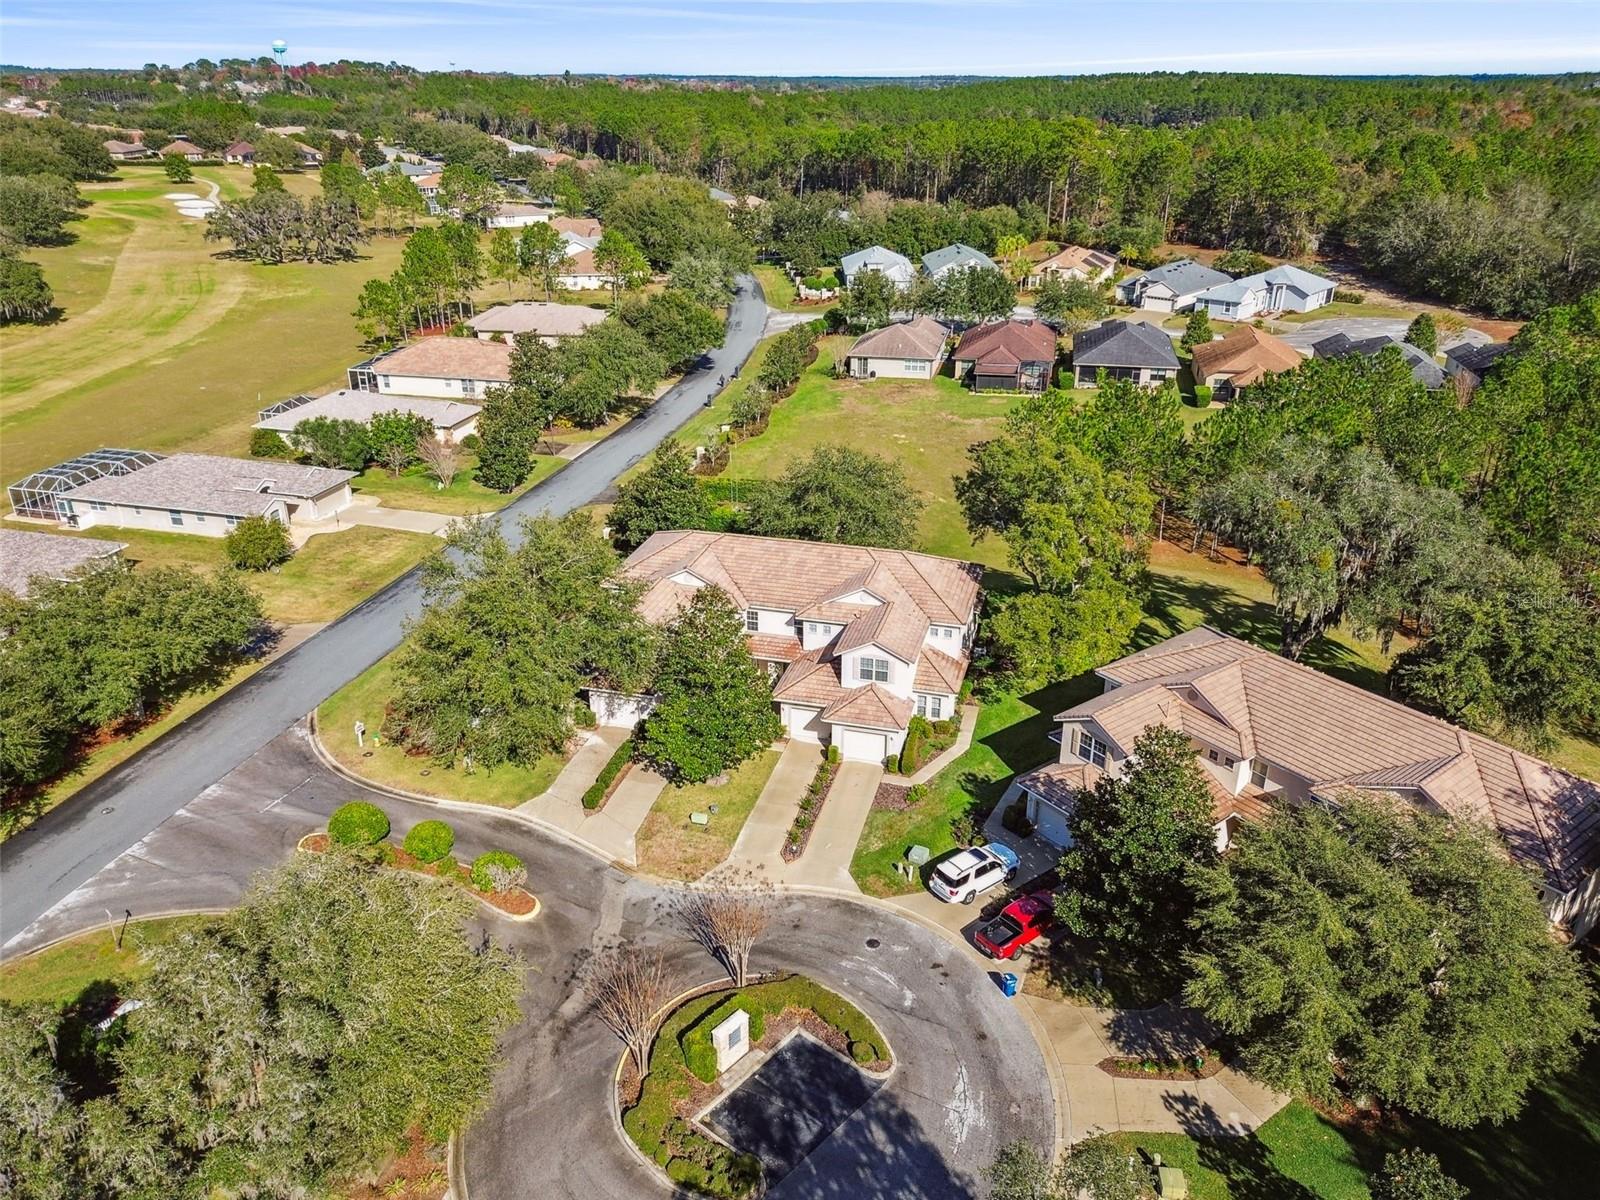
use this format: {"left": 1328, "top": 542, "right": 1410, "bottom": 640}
{"left": 316, "top": 657, "right": 568, "bottom": 807}
{"left": 1274, "top": 301, "right": 1420, "bottom": 325}
{"left": 1, "top": 163, "right": 409, "bottom": 487}
{"left": 635, "top": 748, "right": 781, "bottom": 880}
{"left": 753, "top": 264, "right": 837, "bottom": 313}
{"left": 0, "top": 915, "right": 213, "bottom": 1006}
{"left": 350, "top": 452, "right": 565, "bottom": 516}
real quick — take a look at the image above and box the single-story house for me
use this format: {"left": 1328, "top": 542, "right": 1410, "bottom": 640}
{"left": 369, "top": 160, "right": 433, "bottom": 180}
{"left": 54, "top": 453, "right": 354, "bottom": 537}
{"left": 1115, "top": 259, "right": 1230, "bottom": 313}
{"left": 466, "top": 301, "right": 607, "bottom": 345}
{"left": 413, "top": 172, "right": 443, "bottom": 211}
{"left": 1311, "top": 332, "right": 1445, "bottom": 388}
{"left": 551, "top": 215, "right": 603, "bottom": 239}
{"left": 840, "top": 245, "right": 917, "bottom": 290}
{"left": 348, "top": 337, "right": 514, "bottom": 400}
{"left": 951, "top": 320, "right": 1058, "bottom": 392}
{"left": 293, "top": 142, "right": 323, "bottom": 167}
{"left": 485, "top": 202, "right": 556, "bottom": 229}
{"left": 1026, "top": 245, "right": 1117, "bottom": 288}
{"left": 1015, "top": 626, "right": 1600, "bottom": 938}
{"left": 842, "top": 316, "right": 950, "bottom": 380}
{"left": 555, "top": 247, "right": 608, "bottom": 291}
{"left": 605, "top": 531, "right": 983, "bottom": 763}
{"left": 1070, "top": 320, "right": 1180, "bottom": 387}
{"left": 157, "top": 139, "right": 206, "bottom": 162}
{"left": 223, "top": 140, "right": 255, "bottom": 164}
{"left": 255, "top": 390, "right": 481, "bottom": 444}
{"left": 1192, "top": 264, "right": 1337, "bottom": 322}
{"left": 922, "top": 243, "right": 1000, "bottom": 280}
{"left": 1188, "top": 325, "right": 1306, "bottom": 399}
{"left": 1443, "top": 340, "right": 1513, "bottom": 388}
{"left": 0, "top": 529, "right": 126, "bottom": 599}
{"left": 709, "top": 186, "right": 764, "bottom": 208}
{"left": 103, "top": 139, "right": 152, "bottom": 162}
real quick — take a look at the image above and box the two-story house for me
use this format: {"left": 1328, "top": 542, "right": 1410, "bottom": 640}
{"left": 1016, "top": 627, "right": 1600, "bottom": 937}
{"left": 603, "top": 532, "right": 983, "bottom": 763}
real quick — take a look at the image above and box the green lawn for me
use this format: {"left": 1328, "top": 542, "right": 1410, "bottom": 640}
{"left": 0, "top": 915, "right": 214, "bottom": 1007}
{"left": 753, "top": 264, "right": 837, "bottom": 313}
{"left": 635, "top": 749, "right": 781, "bottom": 880}
{"left": 1274, "top": 301, "right": 1418, "bottom": 325}
{"left": 351, "top": 453, "right": 564, "bottom": 516}
{"left": 316, "top": 657, "right": 567, "bottom": 808}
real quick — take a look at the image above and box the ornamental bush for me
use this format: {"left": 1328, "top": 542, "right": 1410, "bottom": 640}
{"left": 582, "top": 738, "right": 633, "bottom": 809}
{"left": 471, "top": 849, "right": 527, "bottom": 893}
{"left": 249, "top": 428, "right": 293, "bottom": 458}
{"left": 224, "top": 514, "right": 294, "bottom": 571}
{"left": 403, "top": 818, "right": 455, "bottom": 864}
{"left": 328, "top": 800, "right": 389, "bottom": 846}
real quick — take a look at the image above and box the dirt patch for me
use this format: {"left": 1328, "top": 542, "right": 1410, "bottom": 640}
{"left": 872, "top": 782, "right": 915, "bottom": 811}
{"left": 1098, "top": 1050, "right": 1225, "bottom": 1081}
{"left": 343, "top": 1128, "right": 446, "bottom": 1200}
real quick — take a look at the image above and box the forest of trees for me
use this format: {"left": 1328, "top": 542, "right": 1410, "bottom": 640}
{"left": 25, "top": 66, "right": 1599, "bottom": 316}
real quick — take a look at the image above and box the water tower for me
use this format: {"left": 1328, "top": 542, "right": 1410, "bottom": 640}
{"left": 271, "top": 39, "right": 288, "bottom": 86}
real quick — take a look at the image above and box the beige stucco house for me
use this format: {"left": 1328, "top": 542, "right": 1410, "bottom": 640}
{"left": 349, "top": 337, "right": 513, "bottom": 401}
{"left": 842, "top": 316, "right": 949, "bottom": 380}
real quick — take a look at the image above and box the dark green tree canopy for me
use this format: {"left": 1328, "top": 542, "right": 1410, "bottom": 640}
{"left": 745, "top": 444, "right": 922, "bottom": 549}
{"left": 609, "top": 438, "right": 712, "bottom": 550}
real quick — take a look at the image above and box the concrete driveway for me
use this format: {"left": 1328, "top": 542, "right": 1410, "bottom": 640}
{"left": 4, "top": 726, "right": 1054, "bottom": 1200}
{"left": 1272, "top": 315, "right": 1491, "bottom": 356}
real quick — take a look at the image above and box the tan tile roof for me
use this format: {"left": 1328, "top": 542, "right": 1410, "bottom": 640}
{"left": 845, "top": 316, "right": 949, "bottom": 362}
{"left": 915, "top": 645, "right": 969, "bottom": 694}
{"left": 773, "top": 647, "right": 845, "bottom": 708}
{"left": 1189, "top": 325, "right": 1304, "bottom": 386}
{"left": 747, "top": 634, "right": 805, "bottom": 664}
{"left": 551, "top": 216, "right": 602, "bottom": 238}
{"left": 823, "top": 684, "right": 914, "bottom": 731}
{"left": 1034, "top": 245, "right": 1116, "bottom": 276}
{"left": 558, "top": 248, "right": 600, "bottom": 277}
{"left": 1024, "top": 757, "right": 1275, "bottom": 826}
{"left": 373, "top": 337, "right": 512, "bottom": 382}
{"left": 952, "top": 320, "right": 1058, "bottom": 367}
{"left": 467, "top": 302, "right": 606, "bottom": 338}
{"left": 158, "top": 139, "right": 203, "bottom": 156}
{"left": 1061, "top": 627, "right": 1600, "bottom": 891}
{"left": 0, "top": 530, "right": 125, "bottom": 598}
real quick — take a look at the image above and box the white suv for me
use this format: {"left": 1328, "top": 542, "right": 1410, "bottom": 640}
{"left": 928, "top": 843, "right": 1020, "bottom": 905}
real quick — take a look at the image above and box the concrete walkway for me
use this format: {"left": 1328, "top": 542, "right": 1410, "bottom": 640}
{"left": 896, "top": 704, "right": 978, "bottom": 787}
{"left": 517, "top": 728, "right": 630, "bottom": 830}
{"left": 729, "top": 739, "right": 822, "bottom": 870}
{"left": 783, "top": 761, "right": 882, "bottom": 890}
{"left": 513, "top": 728, "right": 666, "bottom": 866}
{"left": 579, "top": 764, "right": 667, "bottom": 868}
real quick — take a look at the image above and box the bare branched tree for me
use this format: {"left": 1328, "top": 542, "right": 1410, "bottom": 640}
{"left": 415, "top": 435, "right": 461, "bottom": 489}
{"left": 588, "top": 946, "right": 673, "bottom": 1076}
{"left": 677, "top": 870, "right": 775, "bottom": 988}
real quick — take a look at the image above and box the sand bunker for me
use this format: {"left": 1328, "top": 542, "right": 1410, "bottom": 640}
{"left": 163, "top": 192, "right": 200, "bottom": 200}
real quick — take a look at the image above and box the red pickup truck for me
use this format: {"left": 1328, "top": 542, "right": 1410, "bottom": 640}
{"left": 974, "top": 891, "right": 1055, "bottom": 960}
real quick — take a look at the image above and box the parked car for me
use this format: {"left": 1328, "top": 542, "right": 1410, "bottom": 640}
{"left": 928, "top": 842, "right": 1020, "bottom": 905}
{"left": 974, "top": 891, "right": 1055, "bottom": 959}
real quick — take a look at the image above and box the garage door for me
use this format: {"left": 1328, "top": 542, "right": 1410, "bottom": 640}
{"left": 1031, "top": 793, "right": 1073, "bottom": 848}
{"left": 835, "top": 726, "right": 889, "bottom": 764}
{"left": 784, "top": 705, "right": 824, "bottom": 742}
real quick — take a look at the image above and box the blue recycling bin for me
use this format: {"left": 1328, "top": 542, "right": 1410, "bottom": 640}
{"left": 1000, "top": 972, "right": 1019, "bottom": 997}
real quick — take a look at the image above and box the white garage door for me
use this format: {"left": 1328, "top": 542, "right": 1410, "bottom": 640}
{"left": 785, "top": 705, "right": 824, "bottom": 742}
{"left": 1031, "top": 793, "right": 1073, "bottom": 848}
{"left": 836, "top": 726, "right": 889, "bottom": 764}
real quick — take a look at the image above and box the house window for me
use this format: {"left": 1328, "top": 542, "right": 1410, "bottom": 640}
{"left": 91, "top": 501, "right": 107, "bottom": 512}
{"left": 1074, "top": 729, "right": 1108, "bottom": 769}
{"left": 226, "top": 516, "right": 240, "bottom": 527}
{"left": 461, "top": 378, "right": 476, "bottom": 396}
{"left": 1250, "top": 759, "right": 1269, "bottom": 789}
{"left": 745, "top": 609, "right": 759, "bottom": 632}
{"left": 1148, "top": 370, "right": 1169, "bottom": 383}
{"left": 1224, "top": 756, "right": 1236, "bottom": 768}
{"left": 859, "top": 656, "right": 890, "bottom": 683}
{"left": 196, "top": 513, "right": 206, "bottom": 523}
{"left": 169, "top": 510, "right": 184, "bottom": 527}
{"left": 1207, "top": 749, "right": 1219, "bottom": 763}
{"left": 380, "top": 375, "right": 392, "bottom": 390}
{"left": 916, "top": 694, "right": 944, "bottom": 720}
{"left": 903, "top": 360, "right": 925, "bottom": 372}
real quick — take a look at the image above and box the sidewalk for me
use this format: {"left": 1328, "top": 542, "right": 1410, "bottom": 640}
{"left": 729, "top": 740, "right": 820, "bottom": 871}
{"left": 888, "top": 704, "right": 978, "bottom": 787}
{"left": 516, "top": 728, "right": 665, "bottom": 866}
{"left": 783, "top": 761, "right": 881, "bottom": 890}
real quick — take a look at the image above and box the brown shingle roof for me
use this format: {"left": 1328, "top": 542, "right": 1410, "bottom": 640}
{"left": 372, "top": 337, "right": 512, "bottom": 382}
{"left": 467, "top": 302, "right": 606, "bottom": 338}
{"left": 158, "top": 139, "right": 204, "bottom": 156}
{"left": 1189, "top": 325, "right": 1304, "bottom": 387}
{"left": 1063, "top": 628, "right": 1600, "bottom": 891}
{"left": 845, "top": 316, "right": 949, "bottom": 363}
{"left": 953, "top": 320, "right": 1057, "bottom": 367}
{"left": 551, "top": 216, "right": 602, "bottom": 238}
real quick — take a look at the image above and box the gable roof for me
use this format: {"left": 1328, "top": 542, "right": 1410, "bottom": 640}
{"left": 223, "top": 140, "right": 254, "bottom": 156}
{"left": 467, "top": 302, "right": 607, "bottom": 339}
{"left": 1259, "top": 263, "right": 1336, "bottom": 295}
{"left": 846, "top": 316, "right": 949, "bottom": 362}
{"left": 158, "top": 139, "right": 204, "bottom": 156}
{"left": 1060, "top": 627, "right": 1600, "bottom": 892}
{"left": 922, "top": 243, "right": 999, "bottom": 276}
{"left": 1072, "top": 320, "right": 1181, "bottom": 370}
{"left": 1312, "top": 333, "right": 1444, "bottom": 387}
{"left": 551, "top": 215, "right": 602, "bottom": 238}
{"left": 953, "top": 320, "right": 1057, "bottom": 367}
{"left": 370, "top": 337, "right": 513, "bottom": 382}
{"left": 58, "top": 453, "right": 353, "bottom": 517}
{"left": 841, "top": 245, "right": 914, "bottom": 276}
{"left": 1445, "top": 341, "right": 1513, "bottom": 375}
{"left": 0, "top": 530, "right": 126, "bottom": 598}
{"left": 255, "top": 389, "right": 480, "bottom": 434}
{"left": 1126, "top": 258, "right": 1229, "bottom": 296}
{"left": 1189, "top": 325, "right": 1305, "bottom": 386}
{"left": 1035, "top": 245, "right": 1116, "bottom": 275}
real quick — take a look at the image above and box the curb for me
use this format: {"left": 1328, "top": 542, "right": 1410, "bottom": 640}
{"left": 0, "top": 906, "right": 230, "bottom": 966}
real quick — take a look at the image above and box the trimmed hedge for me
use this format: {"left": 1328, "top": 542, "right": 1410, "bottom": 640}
{"left": 328, "top": 800, "right": 389, "bottom": 846}
{"left": 680, "top": 996, "right": 768, "bottom": 1083}
{"left": 403, "top": 818, "right": 455, "bottom": 864}
{"left": 582, "top": 738, "right": 634, "bottom": 810}
{"left": 470, "top": 850, "right": 526, "bottom": 893}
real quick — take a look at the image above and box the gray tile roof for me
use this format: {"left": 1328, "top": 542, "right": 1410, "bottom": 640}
{"left": 1125, "top": 258, "right": 1230, "bottom": 297}
{"left": 1072, "top": 320, "right": 1181, "bottom": 370}
{"left": 0, "top": 529, "right": 126, "bottom": 597}
{"left": 60, "top": 454, "right": 355, "bottom": 518}
{"left": 921, "top": 243, "right": 999, "bottom": 276}
{"left": 1312, "top": 333, "right": 1444, "bottom": 387}
{"left": 255, "top": 390, "right": 480, "bottom": 434}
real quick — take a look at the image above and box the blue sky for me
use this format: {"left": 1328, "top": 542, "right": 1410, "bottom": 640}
{"left": 2, "top": 0, "right": 1597, "bottom": 76}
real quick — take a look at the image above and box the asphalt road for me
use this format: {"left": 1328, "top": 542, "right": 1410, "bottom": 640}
{"left": 8, "top": 727, "right": 1056, "bottom": 1198}
{"left": 0, "top": 275, "right": 768, "bottom": 947}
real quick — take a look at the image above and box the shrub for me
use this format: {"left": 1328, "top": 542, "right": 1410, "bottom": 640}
{"left": 826, "top": 743, "right": 841, "bottom": 765}
{"left": 951, "top": 813, "right": 978, "bottom": 847}
{"left": 224, "top": 514, "right": 294, "bottom": 571}
{"left": 1333, "top": 288, "right": 1366, "bottom": 304}
{"left": 459, "top": 433, "right": 481, "bottom": 450}
{"left": 403, "top": 818, "right": 455, "bottom": 864}
{"left": 1002, "top": 797, "right": 1034, "bottom": 838}
{"left": 681, "top": 997, "right": 767, "bottom": 1083}
{"left": 850, "top": 1039, "right": 877, "bottom": 1064}
{"left": 471, "top": 850, "right": 526, "bottom": 893}
{"left": 249, "top": 428, "right": 293, "bottom": 458}
{"left": 581, "top": 737, "right": 633, "bottom": 810}
{"left": 328, "top": 800, "right": 389, "bottom": 846}
{"left": 574, "top": 703, "right": 598, "bottom": 730}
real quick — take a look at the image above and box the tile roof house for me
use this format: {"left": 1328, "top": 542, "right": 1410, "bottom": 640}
{"left": 611, "top": 532, "right": 983, "bottom": 762}
{"left": 1443, "top": 340, "right": 1513, "bottom": 388}
{"left": 157, "top": 139, "right": 206, "bottom": 162}
{"left": 842, "top": 316, "right": 950, "bottom": 380}
{"left": 55, "top": 453, "right": 354, "bottom": 538}
{"left": 255, "top": 389, "right": 481, "bottom": 444}
{"left": 1026, "top": 245, "right": 1117, "bottom": 288}
{"left": 467, "top": 301, "right": 607, "bottom": 345}
{"left": 1189, "top": 325, "right": 1306, "bottom": 397}
{"left": 348, "top": 337, "right": 513, "bottom": 401}
{"left": 1115, "top": 258, "right": 1230, "bottom": 313}
{"left": 1311, "top": 333, "right": 1445, "bottom": 387}
{"left": 485, "top": 202, "right": 556, "bottom": 229}
{"left": 103, "top": 139, "right": 152, "bottom": 161}
{"left": 222, "top": 140, "right": 255, "bottom": 164}
{"left": 1016, "top": 627, "right": 1600, "bottom": 936}
{"left": 551, "top": 215, "right": 603, "bottom": 239}
{"left": 951, "top": 320, "right": 1058, "bottom": 392}
{"left": 840, "top": 245, "right": 917, "bottom": 290}
{"left": 922, "top": 243, "right": 1001, "bottom": 280}
{"left": 1071, "top": 320, "right": 1180, "bottom": 387}
{"left": 1192, "top": 264, "right": 1337, "bottom": 321}
{"left": 0, "top": 529, "right": 126, "bottom": 598}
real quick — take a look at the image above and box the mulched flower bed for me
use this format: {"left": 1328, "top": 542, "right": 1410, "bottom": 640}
{"left": 871, "top": 782, "right": 915, "bottom": 811}
{"left": 345, "top": 1128, "right": 446, "bottom": 1200}
{"left": 301, "top": 835, "right": 536, "bottom": 916}
{"left": 1098, "top": 1049, "right": 1224, "bottom": 1081}
{"left": 781, "top": 757, "right": 840, "bottom": 862}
